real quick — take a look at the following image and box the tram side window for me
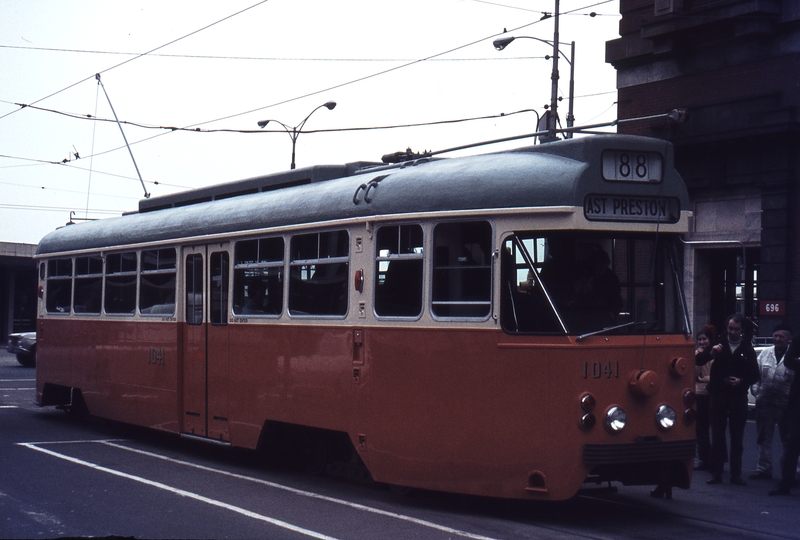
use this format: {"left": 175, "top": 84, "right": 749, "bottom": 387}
{"left": 140, "top": 248, "right": 176, "bottom": 315}
{"left": 375, "top": 224, "right": 423, "bottom": 317}
{"left": 46, "top": 258, "right": 73, "bottom": 314}
{"left": 431, "top": 221, "right": 492, "bottom": 318}
{"left": 186, "top": 254, "right": 203, "bottom": 325}
{"left": 73, "top": 255, "right": 102, "bottom": 314}
{"left": 289, "top": 230, "right": 348, "bottom": 316}
{"left": 105, "top": 252, "right": 137, "bottom": 314}
{"left": 233, "top": 237, "right": 284, "bottom": 316}
{"left": 210, "top": 252, "right": 229, "bottom": 325}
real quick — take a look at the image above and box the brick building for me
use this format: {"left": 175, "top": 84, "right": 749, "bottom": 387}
{"left": 606, "top": 0, "right": 800, "bottom": 337}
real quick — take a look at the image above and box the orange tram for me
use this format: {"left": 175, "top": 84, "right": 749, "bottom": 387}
{"left": 35, "top": 134, "right": 697, "bottom": 501}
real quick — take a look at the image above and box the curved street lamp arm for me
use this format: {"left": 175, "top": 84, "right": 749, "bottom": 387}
{"left": 296, "top": 101, "right": 337, "bottom": 134}
{"left": 256, "top": 101, "right": 336, "bottom": 170}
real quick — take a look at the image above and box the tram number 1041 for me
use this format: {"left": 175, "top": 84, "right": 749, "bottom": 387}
{"left": 148, "top": 347, "right": 166, "bottom": 366}
{"left": 602, "top": 150, "right": 663, "bottom": 183}
{"left": 583, "top": 361, "right": 620, "bottom": 379}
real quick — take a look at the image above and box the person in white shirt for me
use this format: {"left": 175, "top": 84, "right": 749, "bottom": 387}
{"left": 750, "top": 324, "right": 794, "bottom": 480}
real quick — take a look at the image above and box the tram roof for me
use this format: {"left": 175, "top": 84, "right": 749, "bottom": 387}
{"left": 36, "top": 134, "right": 689, "bottom": 256}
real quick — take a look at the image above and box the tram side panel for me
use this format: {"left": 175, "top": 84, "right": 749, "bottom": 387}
{"left": 358, "top": 326, "right": 558, "bottom": 498}
{"left": 226, "top": 323, "right": 357, "bottom": 450}
{"left": 37, "top": 317, "right": 180, "bottom": 433}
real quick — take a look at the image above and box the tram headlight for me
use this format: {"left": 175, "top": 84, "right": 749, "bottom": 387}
{"left": 604, "top": 406, "right": 627, "bottom": 433}
{"left": 656, "top": 404, "right": 677, "bottom": 430}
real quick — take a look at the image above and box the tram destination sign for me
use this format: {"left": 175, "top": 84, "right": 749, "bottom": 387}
{"left": 584, "top": 194, "right": 680, "bottom": 223}
{"left": 602, "top": 150, "right": 663, "bottom": 182}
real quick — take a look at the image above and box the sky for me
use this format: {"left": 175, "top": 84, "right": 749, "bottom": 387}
{"left": 0, "top": 0, "right": 621, "bottom": 246}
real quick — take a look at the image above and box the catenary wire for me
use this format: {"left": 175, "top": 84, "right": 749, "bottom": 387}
{"left": 0, "top": 0, "right": 271, "bottom": 123}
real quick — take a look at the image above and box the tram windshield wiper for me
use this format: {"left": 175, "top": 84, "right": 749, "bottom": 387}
{"left": 576, "top": 321, "right": 648, "bottom": 341}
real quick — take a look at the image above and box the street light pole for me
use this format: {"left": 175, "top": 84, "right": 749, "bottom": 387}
{"left": 493, "top": 0, "right": 576, "bottom": 140}
{"left": 257, "top": 101, "right": 336, "bottom": 170}
{"left": 548, "top": 0, "right": 560, "bottom": 142}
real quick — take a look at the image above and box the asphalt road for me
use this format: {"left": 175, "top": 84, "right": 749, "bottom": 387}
{"left": 1, "top": 347, "right": 798, "bottom": 539}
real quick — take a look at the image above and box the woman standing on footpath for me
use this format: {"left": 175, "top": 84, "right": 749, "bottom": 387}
{"left": 694, "top": 325, "right": 716, "bottom": 471}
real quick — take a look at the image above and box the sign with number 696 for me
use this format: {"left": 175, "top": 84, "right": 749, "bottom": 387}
{"left": 759, "top": 300, "right": 786, "bottom": 316}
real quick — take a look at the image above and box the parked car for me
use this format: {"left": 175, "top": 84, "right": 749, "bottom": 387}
{"left": 7, "top": 331, "right": 36, "bottom": 367}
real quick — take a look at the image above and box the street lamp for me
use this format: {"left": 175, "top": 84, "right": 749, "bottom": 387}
{"left": 493, "top": 4, "right": 576, "bottom": 140}
{"left": 257, "top": 101, "right": 337, "bottom": 169}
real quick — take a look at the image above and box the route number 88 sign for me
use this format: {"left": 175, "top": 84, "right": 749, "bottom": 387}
{"left": 602, "top": 150, "right": 663, "bottom": 183}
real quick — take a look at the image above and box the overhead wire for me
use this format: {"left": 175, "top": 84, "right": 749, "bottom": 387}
{"left": 34, "top": 0, "right": 617, "bottom": 164}
{"left": 0, "top": 153, "right": 190, "bottom": 190}
{"left": 2, "top": 0, "right": 617, "bottom": 148}
{"left": 0, "top": 202, "right": 123, "bottom": 215}
{"left": 1, "top": 0, "right": 619, "bottom": 219}
{"left": 0, "top": 0, "right": 271, "bottom": 122}
{"left": 0, "top": 179, "right": 143, "bottom": 202}
{"left": 11, "top": 103, "right": 544, "bottom": 135}
{"left": 0, "top": 44, "right": 570, "bottom": 63}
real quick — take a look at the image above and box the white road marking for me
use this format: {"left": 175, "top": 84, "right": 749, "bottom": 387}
{"left": 20, "top": 439, "right": 499, "bottom": 540}
{"left": 18, "top": 442, "right": 338, "bottom": 540}
{"left": 102, "top": 441, "right": 498, "bottom": 540}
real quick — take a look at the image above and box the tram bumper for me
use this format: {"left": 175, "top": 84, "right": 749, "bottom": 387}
{"left": 583, "top": 438, "right": 695, "bottom": 489}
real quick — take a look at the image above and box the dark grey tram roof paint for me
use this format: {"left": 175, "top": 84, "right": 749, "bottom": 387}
{"left": 37, "top": 135, "right": 689, "bottom": 256}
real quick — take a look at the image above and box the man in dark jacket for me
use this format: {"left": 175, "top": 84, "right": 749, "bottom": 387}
{"left": 696, "top": 313, "right": 760, "bottom": 486}
{"left": 769, "top": 337, "right": 800, "bottom": 495}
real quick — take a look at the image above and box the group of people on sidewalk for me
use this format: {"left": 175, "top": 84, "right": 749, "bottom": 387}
{"left": 694, "top": 314, "right": 800, "bottom": 496}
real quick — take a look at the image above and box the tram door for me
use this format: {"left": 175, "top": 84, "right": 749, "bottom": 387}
{"left": 182, "top": 245, "right": 231, "bottom": 442}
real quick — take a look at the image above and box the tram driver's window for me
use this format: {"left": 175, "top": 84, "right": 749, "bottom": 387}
{"left": 105, "top": 252, "right": 137, "bottom": 314}
{"left": 140, "top": 248, "right": 176, "bottom": 315}
{"left": 46, "top": 258, "right": 73, "bottom": 314}
{"left": 233, "top": 237, "right": 284, "bottom": 316}
{"left": 375, "top": 224, "right": 423, "bottom": 317}
{"left": 289, "top": 230, "right": 349, "bottom": 316}
{"left": 431, "top": 221, "right": 492, "bottom": 318}
{"left": 73, "top": 255, "right": 102, "bottom": 314}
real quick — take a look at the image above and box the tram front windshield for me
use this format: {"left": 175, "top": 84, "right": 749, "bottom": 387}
{"left": 500, "top": 232, "right": 688, "bottom": 336}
